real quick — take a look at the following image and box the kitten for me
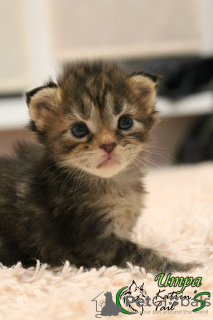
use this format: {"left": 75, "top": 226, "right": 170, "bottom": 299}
{"left": 0, "top": 61, "right": 196, "bottom": 273}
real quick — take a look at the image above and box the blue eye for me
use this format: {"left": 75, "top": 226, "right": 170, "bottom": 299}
{"left": 118, "top": 116, "right": 133, "bottom": 130}
{"left": 71, "top": 123, "right": 89, "bottom": 138}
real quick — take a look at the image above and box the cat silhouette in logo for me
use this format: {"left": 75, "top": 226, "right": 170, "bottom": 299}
{"left": 101, "top": 291, "right": 122, "bottom": 316}
{"left": 120, "top": 280, "right": 146, "bottom": 315}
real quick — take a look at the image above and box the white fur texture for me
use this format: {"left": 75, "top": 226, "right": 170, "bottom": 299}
{"left": 0, "top": 162, "right": 213, "bottom": 319}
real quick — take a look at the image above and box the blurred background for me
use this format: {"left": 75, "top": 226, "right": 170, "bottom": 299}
{"left": 1, "top": 0, "right": 213, "bottom": 167}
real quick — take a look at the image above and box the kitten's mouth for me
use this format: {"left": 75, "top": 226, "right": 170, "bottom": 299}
{"left": 97, "top": 157, "right": 120, "bottom": 169}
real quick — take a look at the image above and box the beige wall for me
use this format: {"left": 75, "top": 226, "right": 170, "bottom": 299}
{"left": 50, "top": 0, "right": 200, "bottom": 61}
{"left": 149, "top": 116, "right": 203, "bottom": 166}
{"left": 0, "top": 0, "right": 205, "bottom": 94}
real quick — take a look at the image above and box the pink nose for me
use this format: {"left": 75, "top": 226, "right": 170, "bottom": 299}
{"left": 100, "top": 143, "right": 117, "bottom": 154}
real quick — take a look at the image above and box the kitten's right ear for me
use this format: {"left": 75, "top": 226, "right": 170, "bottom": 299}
{"left": 128, "top": 71, "right": 159, "bottom": 114}
{"left": 130, "top": 71, "right": 159, "bottom": 86}
{"left": 26, "top": 81, "right": 60, "bottom": 132}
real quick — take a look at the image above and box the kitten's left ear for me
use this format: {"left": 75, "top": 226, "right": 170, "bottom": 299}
{"left": 26, "top": 80, "right": 58, "bottom": 105}
{"left": 128, "top": 71, "right": 159, "bottom": 114}
{"left": 26, "top": 81, "right": 60, "bottom": 132}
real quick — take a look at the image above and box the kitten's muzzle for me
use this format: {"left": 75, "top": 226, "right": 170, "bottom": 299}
{"left": 99, "top": 142, "right": 117, "bottom": 154}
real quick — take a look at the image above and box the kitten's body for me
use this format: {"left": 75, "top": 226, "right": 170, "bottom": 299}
{"left": 0, "top": 142, "right": 142, "bottom": 267}
{"left": 0, "top": 61, "right": 196, "bottom": 272}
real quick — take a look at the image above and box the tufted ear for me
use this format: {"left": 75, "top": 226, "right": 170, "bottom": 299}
{"left": 128, "top": 71, "right": 159, "bottom": 114}
{"left": 132, "top": 71, "right": 159, "bottom": 85}
{"left": 26, "top": 81, "right": 60, "bottom": 132}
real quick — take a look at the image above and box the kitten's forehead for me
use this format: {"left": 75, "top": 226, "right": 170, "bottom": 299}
{"left": 60, "top": 62, "right": 131, "bottom": 113}
{"left": 68, "top": 91, "right": 136, "bottom": 132}
{"left": 59, "top": 62, "right": 145, "bottom": 131}
{"left": 104, "top": 92, "right": 138, "bottom": 116}
{"left": 66, "top": 86, "right": 136, "bottom": 124}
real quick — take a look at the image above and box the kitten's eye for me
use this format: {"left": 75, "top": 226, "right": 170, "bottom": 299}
{"left": 118, "top": 116, "right": 133, "bottom": 130}
{"left": 71, "top": 123, "right": 89, "bottom": 138}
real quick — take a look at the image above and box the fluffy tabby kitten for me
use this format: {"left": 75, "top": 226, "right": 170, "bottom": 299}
{"left": 0, "top": 61, "right": 196, "bottom": 273}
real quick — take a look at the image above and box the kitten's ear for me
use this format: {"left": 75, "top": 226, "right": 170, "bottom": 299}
{"left": 26, "top": 81, "right": 60, "bottom": 131}
{"left": 128, "top": 71, "right": 159, "bottom": 114}
{"left": 133, "top": 71, "right": 159, "bottom": 85}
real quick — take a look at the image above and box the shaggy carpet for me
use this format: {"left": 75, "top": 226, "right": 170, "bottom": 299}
{"left": 0, "top": 162, "right": 212, "bottom": 320}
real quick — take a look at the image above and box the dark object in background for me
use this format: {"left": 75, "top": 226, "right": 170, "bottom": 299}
{"left": 160, "top": 57, "right": 213, "bottom": 99}
{"left": 176, "top": 115, "right": 213, "bottom": 163}
{"left": 121, "top": 57, "right": 213, "bottom": 99}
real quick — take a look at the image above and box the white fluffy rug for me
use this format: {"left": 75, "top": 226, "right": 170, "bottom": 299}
{"left": 0, "top": 162, "right": 213, "bottom": 320}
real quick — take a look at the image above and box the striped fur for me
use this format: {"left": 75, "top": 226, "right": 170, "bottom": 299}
{"left": 0, "top": 61, "right": 197, "bottom": 273}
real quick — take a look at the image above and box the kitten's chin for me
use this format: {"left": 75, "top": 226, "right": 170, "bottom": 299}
{"left": 97, "top": 158, "right": 120, "bottom": 169}
{"left": 84, "top": 162, "right": 127, "bottom": 178}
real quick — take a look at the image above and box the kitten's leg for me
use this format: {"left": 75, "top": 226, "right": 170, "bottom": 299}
{"left": 112, "top": 240, "right": 197, "bottom": 273}
{"left": 0, "top": 237, "right": 31, "bottom": 267}
{"left": 85, "top": 234, "right": 199, "bottom": 273}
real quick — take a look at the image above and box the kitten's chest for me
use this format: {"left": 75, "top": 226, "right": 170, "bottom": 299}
{"left": 101, "top": 181, "right": 143, "bottom": 238}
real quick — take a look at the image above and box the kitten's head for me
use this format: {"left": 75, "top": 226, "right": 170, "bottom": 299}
{"left": 26, "top": 61, "right": 158, "bottom": 178}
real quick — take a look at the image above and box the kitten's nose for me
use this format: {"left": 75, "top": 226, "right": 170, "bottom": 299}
{"left": 100, "top": 143, "right": 117, "bottom": 154}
